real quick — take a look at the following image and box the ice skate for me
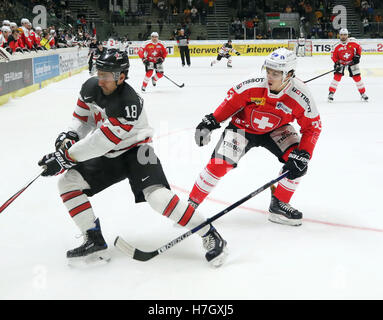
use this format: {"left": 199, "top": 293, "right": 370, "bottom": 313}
{"left": 361, "top": 93, "right": 368, "bottom": 102}
{"left": 67, "top": 218, "right": 110, "bottom": 266}
{"left": 152, "top": 78, "right": 157, "bottom": 87}
{"left": 328, "top": 92, "right": 334, "bottom": 102}
{"left": 268, "top": 195, "right": 302, "bottom": 226}
{"left": 141, "top": 86, "right": 146, "bottom": 93}
{"left": 202, "top": 226, "right": 228, "bottom": 267}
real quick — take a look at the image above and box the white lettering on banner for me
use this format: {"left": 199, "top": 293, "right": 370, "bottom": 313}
{"left": 4, "top": 72, "right": 23, "bottom": 82}
{"left": 35, "top": 64, "right": 51, "bottom": 75}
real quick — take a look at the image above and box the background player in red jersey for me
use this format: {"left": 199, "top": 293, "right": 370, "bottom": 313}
{"left": 328, "top": 28, "right": 368, "bottom": 102}
{"left": 189, "top": 48, "right": 321, "bottom": 226}
{"left": 138, "top": 32, "right": 167, "bottom": 92}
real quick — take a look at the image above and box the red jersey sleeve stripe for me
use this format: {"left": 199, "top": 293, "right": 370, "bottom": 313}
{"left": 163, "top": 195, "right": 180, "bottom": 217}
{"left": 77, "top": 99, "right": 90, "bottom": 110}
{"left": 178, "top": 205, "right": 195, "bottom": 227}
{"left": 109, "top": 117, "right": 133, "bottom": 132}
{"left": 100, "top": 126, "right": 122, "bottom": 144}
{"left": 73, "top": 112, "right": 88, "bottom": 122}
{"left": 69, "top": 202, "right": 91, "bottom": 217}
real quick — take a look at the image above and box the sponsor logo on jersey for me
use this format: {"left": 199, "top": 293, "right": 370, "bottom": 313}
{"left": 275, "top": 129, "right": 298, "bottom": 145}
{"left": 250, "top": 97, "right": 266, "bottom": 105}
{"left": 275, "top": 101, "right": 292, "bottom": 114}
{"left": 236, "top": 78, "right": 264, "bottom": 90}
{"left": 223, "top": 139, "right": 243, "bottom": 153}
{"left": 291, "top": 87, "right": 311, "bottom": 112}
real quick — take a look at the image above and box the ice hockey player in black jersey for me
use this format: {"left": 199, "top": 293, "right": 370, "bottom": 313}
{"left": 88, "top": 41, "right": 105, "bottom": 75}
{"left": 38, "top": 48, "right": 228, "bottom": 267}
{"left": 210, "top": 39, "right": 240, "bottom": 68}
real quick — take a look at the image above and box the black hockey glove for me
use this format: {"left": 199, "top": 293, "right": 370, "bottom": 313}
{"left": 194, "top": 113, "right": 221, "bottom": 147}
{"left": 156, "top": 57, "right": 164, "bottom": 64}
{"left": 235, "top": 51, "right": 241, "bottom": 56}
{"left": 55, "top": 131, "right": 80, "bottom": 151}
{"left": 334, "top": 62, "right": 342, "bottom": 73}
{"left": 38, "top": 149, "right": 77, "bottom": 177}
{"left": 142, "top": 58, "right": 149, "bottom": 65}
{"left": 282, "top": 149, "right": 311, "bottom": 180}
{"left": 352, "top": 54, "right": 360, "bottom": 65}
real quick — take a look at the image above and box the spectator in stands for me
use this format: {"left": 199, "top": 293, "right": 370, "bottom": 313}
{"left": 157, "top": 18, "right": 164, "bottom": 34}
{"left": 245, "top": 17, "right": 254, "bottom": 38}
{"left": 171, "top": 6, "right": 179, "bottom": 23}
{"left": 183, "top": 6, "right": 192, "bottom": 24}
{"left": 200, "top": 6, "right": 207, "bottom": 25}
{"left": 191, "top": 6, "right": 199, "bottom": 23}
{"left": 40, "top": 31, "right": 51, "bottom": 50}
{"left": 363, "top": 17, "right": 369, "bottom": 33}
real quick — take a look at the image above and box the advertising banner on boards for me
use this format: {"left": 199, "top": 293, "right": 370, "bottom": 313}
{"left": 0, "top": 58, "right": 33, "bottom": 96}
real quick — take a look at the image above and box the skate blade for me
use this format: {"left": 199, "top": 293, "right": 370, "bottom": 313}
{"left": 208, "top": 246, "right": 228, "bottom": 268}
{"left": 67, "top": 250, "right": 111, "bottom": 268}
{"left": 268, "top": 213, "right": 302, "bottom": 226}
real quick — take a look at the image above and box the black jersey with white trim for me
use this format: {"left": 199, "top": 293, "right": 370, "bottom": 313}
{"left": 67, "top": 77, "right": 154, "bottom": 162}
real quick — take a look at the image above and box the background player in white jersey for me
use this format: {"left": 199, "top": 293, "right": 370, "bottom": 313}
{"left": 190, "top": 48, "right": 321, "bottom": 226}
{"left": 37, "top": 49, "right": 228, "bottom": 267}
{"left": 211, "top": 39, "right": 240, "bottom": 68}
{"left": 296, "top": 34, "right": 307, "bottom": 57}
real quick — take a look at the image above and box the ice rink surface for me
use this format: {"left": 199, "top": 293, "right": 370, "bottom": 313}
{"left": 0, "top": 54, "right": 382, "bottom": 300}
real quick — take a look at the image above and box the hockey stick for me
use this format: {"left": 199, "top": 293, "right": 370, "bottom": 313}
{"left": 304, "top": 69, "right": 335, "bottom": 84}
{"left": 0, "top": 169, "right": 45, "bottom": 214}
{"left": 163, "top": 74, "right": 185, "bottom": 88}
{"left": 114, "top": 171, "right": 289, "bottom": 261}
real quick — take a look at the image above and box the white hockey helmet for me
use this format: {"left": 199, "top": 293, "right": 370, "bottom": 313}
{"left": 10, "top": 22, "right": 17, "bottom": 28}
{"left": 2, "top": 20, "right": 11, "bottom": 26}
{"left": 262, "top": 48, "right": 297, "bottom": 80}
{"left": 151, "top": 32, "right": 159, "bottom": 37}
{"left": 35, "top": 26, "right": 42, "bottom": 31}
{"left": 1, "top": 26, "right": 11, "bottom": 33}
{"left": 21, "top": 18, "right": 30, "bottom": 25}
{"left": 339, "top": 28, "right": 349, "bottom": 35}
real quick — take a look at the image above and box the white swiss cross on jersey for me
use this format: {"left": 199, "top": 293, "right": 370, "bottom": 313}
{"left": 250, "top": 111, "right": 281, "bottom": 132}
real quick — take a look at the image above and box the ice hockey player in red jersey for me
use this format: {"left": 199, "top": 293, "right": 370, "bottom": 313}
{"left": 328, "top": 28, "right": 368, "bottom": 102}
{"left": 37, "top": 49, "right": 227, "bottom": 267}
{"left": 189, "top": 48, "right": 321, "bottom": 226}
{"left": 138, "top": 32, "right": 168, "bottom": 92}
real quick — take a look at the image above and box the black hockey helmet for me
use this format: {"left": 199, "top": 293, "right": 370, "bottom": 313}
{"left": 96, "top": 48, "right": 130, "bottom": 79}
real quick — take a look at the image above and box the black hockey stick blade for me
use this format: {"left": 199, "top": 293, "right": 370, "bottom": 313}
{"left": 114, "top": 171, "right": 289, "bottom": 262}
{"left": 163, "top": 74, "right": 185, "bottom": 88}
{"left": 0, "top": 169, "right": 44, "bottom": 214}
